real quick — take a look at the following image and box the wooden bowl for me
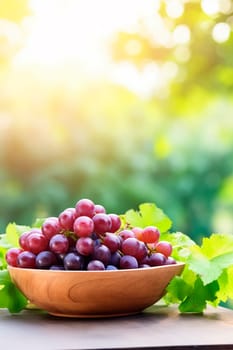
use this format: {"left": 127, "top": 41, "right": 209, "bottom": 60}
{"left": 8, "top": 263, "right": 184, "bottom": 318}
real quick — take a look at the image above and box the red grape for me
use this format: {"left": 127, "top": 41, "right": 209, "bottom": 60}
{"left": 102, "top": 232, "right": 121, "bottom": 253}
{"left": 155, "top": 241, "right": 173, "bottom": 257}
{"left": 75, "top": 198, "right": 95, "bottom": 218}
{"left": 73, "top": 216, "right": 94, "bottom": 237}
{"left": 42, "top": 217, "right": 61, "bottom": 240}
{"left": 141, "top": 226, "right": 160, "bottom": 244}
{"left": 76, "top": 237, "right": 94, "bottom": 256}
{"left": 108, "top": 213, "right": 121, "bottom": 233}
{"left": 94, "top": 204, "right": 106, "bottom": 214}
{"left": 5, "top": 247, "right": 23, "bottom": 267}
{"left": 92, "top": 213, "right": 112, "bottom": 235}
{"left": 118, "top": 229, "right": 135, "bottom": 240}
{"left": 58, "top": 208, "right": 76, "bottom": 231}
{"left": 27, "top": 232, "right": 48, "bottom": 254}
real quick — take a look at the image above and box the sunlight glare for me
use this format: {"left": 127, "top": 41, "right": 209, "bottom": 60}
{"left": 212, "top": 22, "right": 231, "bottom": 43}
{"left": 201, "top": 0, "right": 219, "bottom": 16}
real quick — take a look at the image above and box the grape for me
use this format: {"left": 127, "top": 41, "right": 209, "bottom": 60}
{"left": 102, "top": 232, "right": 121, "bottom": 253}
{"left": 139, "top": 264, "right": 151, "bottom": 268}
{"left": 64, "top": 252, "right": 84, "bottom": 270}
{"left": 50, "top": 265, "right": 65, "bottom": 270}
{"left": 58, "top": 208, "right": 76, "bottom": 231}
{"left": 149, "top": 252, "right": 166, "bottom": 266}
{"left": 136, "top": 241, "right": 148, "bottom": 261}
{"left": 5, "top": 197, "right": 177, "bottom": 271}
{"left": 108, "top": 214, "right": 121, "bottom": 233}
{"left": 165, "top": 256, "right": 177, "bottom": 265}
{"left": 27, "top": 232, "right": 48, "bottom": 254}
{"left": 75, "top": 198, "right": 95, "bottom": 218}
{"left": 73, "top": 216, "right": 94, "bottom": 237}
{"left": 155, "top": 241, "right": 173, "bottom": 257}
{"left": 110, "top": 251, "right": 121, "bottom": 268}
{"left": 119, "top": 229, "right": 135, "bottom": 240}
{"left": 141, "top": 226, "right": 160, "bottom": 244}
{"left": 121, "top": 237, "right": 140, "bottom": 258}
{"left": 132, "top": 227, "right": 143, "bottom": 241}
{"left": 19, "top": 229, "right": 41, "bottom": 250}
{"left": 17, "top": 251, "right": 36, "bottom": 268}
{"left": 120, "top": 255, "right": 138, "bottom": 269}
{"left": 19, "top": 231, "right": 31, "bottom": 250}
{"left": 36, "top": 251, "right": 57, "bottom": 269}
{"left": 92, "top": 213, "right": 112, "bottom": 235}
{"left": 94, "top": 204, "right": 106, "bottom": 214}
{"left": 106, "top": 265, "right": 118, "bottom": 270}
{"left": 87, "top": 260, "right": 105, "bottom": 270}
{"left": 76, "top": 237, "right": 94, "bottom": 256}
{"left": 5, "top": 248, "right": 23, "bottom": 267}
{"left": 93, "top": 244, "right": 111, "bottom": 266}
{"left": 49, "top": 234, "right": 69, "bottom": 254}
{"left": 42, "top": 217, "right": 61, "bottom": 240}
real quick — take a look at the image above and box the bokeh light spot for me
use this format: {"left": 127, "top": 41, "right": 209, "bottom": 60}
{"left": 212, "top": 22, "right": 231, "bottom": 43}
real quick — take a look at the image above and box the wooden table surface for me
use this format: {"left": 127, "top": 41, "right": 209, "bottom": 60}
{"left": 1, "top": 304, "right": 233, "bottom": 350}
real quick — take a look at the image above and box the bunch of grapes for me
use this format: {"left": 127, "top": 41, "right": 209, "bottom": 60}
{"left": 6, "top": 198, "right": 176, "bottom": 271}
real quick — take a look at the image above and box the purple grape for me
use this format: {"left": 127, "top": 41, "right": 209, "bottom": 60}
{"left": 149, "top": 252, "right": 167, "bottom": 266}
{"left": 49, "top": 234, "right": 69, "bottom": 254}
{"left": 36, "top": 251, "right": 57, "bottom": 269}
{"left": 63, "top": 252, "right": 84, "bottom": 270}
{"left": 17, "top": 251, "right": 36, "bottom": 268}
{"left": 87, "top": 260, "right": 105, "bottom": 270}
{"left": 121, "top": 237, "right": 140, "bottom": 258}
{"left": 103, "top": 232, "right": 121, "bottom": 253}
{"left": 120, "top": 255, "right": 138, "bottom": 269}
{"left": 110, "top": 251, "right": 121, "bottom": 268}
{"left": 93, "top": 244, "right": 111, "bottom": 266}
{"left": 106, "top": 265, "right": 118, "bottom": 270}
{"left": 50, "top": 265, "right": 65, "bottom": 270}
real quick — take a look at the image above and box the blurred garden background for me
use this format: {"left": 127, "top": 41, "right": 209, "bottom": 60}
{"left": 0, "top": 0, "right": 233, "bottom": 246}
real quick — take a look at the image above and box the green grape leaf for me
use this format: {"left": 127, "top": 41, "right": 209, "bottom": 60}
{"left": 124, "top": 203, "right": 172, "bottom": 233}
{"left": 5, "top": 223, "right": 30, "bottom": 248}
{"left": 165, "top": 276, "right": 192, "bottom": 304}
{"left": 188, "top": 244, "right": 233, "bottom": 285}
{"left": 0, "top": 270, "right": 27, "bottom": 313}
{"left": 216, "top": 266, "right": 233, "bottom": 302}
{"left": 201, "top": 233, "right": 233, "bottom": 259}
{"left": 178, "top": 277, "right": 218, "bottom": 314}
{"left": 32, "top": 218, "right": 46, "bottom": 228}
{"left": 160, "top": 231, "right": 196, "bottom": 262}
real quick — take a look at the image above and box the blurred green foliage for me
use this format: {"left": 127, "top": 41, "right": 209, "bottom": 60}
{"left": 0, "top": 0, "right": 233, "bottom": 254}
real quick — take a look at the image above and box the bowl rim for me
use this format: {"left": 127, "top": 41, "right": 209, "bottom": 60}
{"left": 8, "top": 261, "right": 185, "bottom": 273}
